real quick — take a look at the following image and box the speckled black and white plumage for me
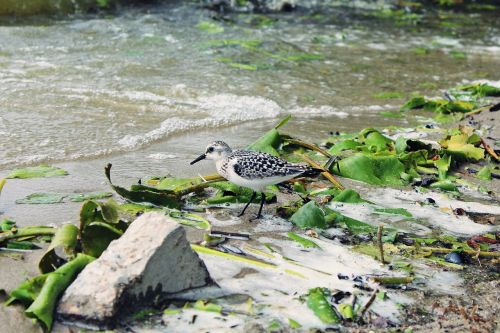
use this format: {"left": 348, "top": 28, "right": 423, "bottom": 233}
{"left": 226, "top": 150, "right": 313, "bottom": 180}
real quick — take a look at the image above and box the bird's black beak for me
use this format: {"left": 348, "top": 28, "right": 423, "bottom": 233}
{"left": 190, "top": 153, "right": 206, "bottom": 165}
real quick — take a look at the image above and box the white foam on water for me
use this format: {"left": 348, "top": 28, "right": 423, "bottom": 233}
{"left": 118, "top": 94, "right": 282, "bottom": 150}
{"left": 147, "top": 153, "right": 177, "bottom": 160}
{"left": 288, "top": 105, "right": 349, "bottom": 118}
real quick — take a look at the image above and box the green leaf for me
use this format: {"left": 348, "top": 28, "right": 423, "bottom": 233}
{"left": 377, "top": 291, "right": 387, "bottom": 300}
{"left": 39, "top": 224, "right": 79, "bottom": 273}
{"left": 332, "top": 189, "right": 369, "bottom": 203}
{"left": 288, "top": 318, "right": 302, "bottom": 328}
{"left": 358, "top": 128, "right": 394, "bottom": 152}
{"left": 334, "top": 153, "right": 406, "bottom": 186}
{"left": 290, "top": 201, "right": 326, "bottom": 229}
{"left": 6, "top": 241, "right": 39, "bottom": 250}
{"left": 248, "top": 116, "right": 291, "bottom": 156}
{"left": 192, "top": 300, "right": 222, "bottom": 313}
{"left": 328, "top": 140, "right": 361, "bottom": 155}
{"left": 8, "top": 254, "right": 95, "bottom": 331}
{"left": 196, "top": 21, "right": 224, "bottom": 33}
{"left": 15, "top": 193, "right": 65, "bottom": 204}
{"left": 325, "top": 210, "right": 373, "bottom": 234}
{"left": 0, "top": 218, "right": 16, "bottom": 231}
{"left": 373, "top": 207, "right": 412, "bottom": 217}
{"left": 287, "top": 232, "right": 321, "bottom": 248}
{"left": 105, "top": 164, "right": 181, "bottom": 208}
{"left": 434, "top": 155, "right": 451, "bottom": 180}
{"left": 338, "top": 303, "right": 354, "bottom": 320}
{"left": 306, "top": 287, "right": 340, "bottom": 324}
{"left": 439, "top": 133, "right": 484, "bottom": 161}
{"left": 7, "top": 165, "right": 68, "bottom": 179}
{"left": 68, "top": 191, "right": 113, "bottom": 202}
{"left": 169, "top": 211, "right": 211, "bottom": 230}
{"left": 476, "top": 165, "right": 492, "bottom": 180}
{"left": 429, "top": 180, "right": 458, "bottom": 192}
{"left": 401, "top": 96, "right": 427, "bottom": 112}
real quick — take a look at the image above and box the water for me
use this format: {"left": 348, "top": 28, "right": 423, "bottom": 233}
{"left": 1, "top": 3, "right": 500, "bottom": 225}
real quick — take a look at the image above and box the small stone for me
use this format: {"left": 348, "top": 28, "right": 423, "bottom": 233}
{"left": 57, "top": 212, "right": 213, "bottom": 328}
{"left": 444, "top": 252, "right": 463, "bottom": 265}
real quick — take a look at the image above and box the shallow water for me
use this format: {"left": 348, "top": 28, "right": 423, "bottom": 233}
{"left": 1, "top": 3, "right": 499, "bottom": 170}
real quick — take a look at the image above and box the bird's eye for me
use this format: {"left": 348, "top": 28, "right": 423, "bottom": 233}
{"left": 207, "top": 147, "right": 214, "bottom": 153}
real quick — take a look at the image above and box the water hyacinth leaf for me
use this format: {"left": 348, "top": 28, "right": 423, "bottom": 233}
{"left": 306, "top": 287, "right": 340, "bottom": 324}
{"left": 23, "top": 254, "right": 94, "bottom": 331}
{"left": 156, "top": 177, "right": 202, "bottom": 191}
{"left": 39, "top": 224, "right": 79, "bottom": 274}
{"left": 401, "top": 96, "right": 427, "bottom": 111}
{"left": 192, "top": 300, "right": 222, "bottom": 313}
{"left": 429, "top": 180, "right": 458, "bottom": 192}
{"left": 1, "top": 218, "right": 16, "bottom": 231}
{"left": 359, "top": 128, "right": 394, "bottom": 152}
{"left": 373, "top": 207, "right": 412, "bottom": 217}
{"left": 105, "top": 164, "right": 181, "bottom": 208}
{"left": 196, "top": 21, "right": 224, "bottom": 33}
{"left": 328, "top": 140, "right": 361, "bottom": 155}
{"left": 7, "top": 165, "right": 68, "bottom": 179}
{"left": 434, "top": 155, "right": 451, "bottom": 180}
{"left": 332, "top": 189, "right": 369, "bottom": 203}
{"left": 118, "top": 203, "right": 162, "bottom": 215}
{"left": 81, "top": 222, "right": 123, "bottom": 258}
{"left": 459, "top": 83, "right": 500, "bottom": 97}
{"left": 191, "top": 244, "right": 276, "bottom": 269}
{"left": 7, "top": 274, "right": 49, "bottom": 307}
{"left": 439, "top": 134, "right": 484, "bottom": 161}
{"left": 169, "top": 211, "right": 210, "bottom": 230}
{"left": 334, "top": 153, "right": 406, "bottom": 186}
{"left": 287, "top": 231, "right": 321, "bottom": 248}
{"left": 476, "top": 165, "right": 492, "bottom": 180}
{"left": 16, "top": 193, "right": 66, "bottom": 204}
{"left": 338, "top": 303, "right": 354, "bottom": 320}
{"left": 248, "top": 115, "right": 291, "bottom": 156}
{"left": 290, "top": 201, "right": 326, "bottom": 229}
{"left": 68, "top": 191, "right": 113, "bottom": 202}
{"left": 325, "top": 210, "right": 373, "bottom": 234}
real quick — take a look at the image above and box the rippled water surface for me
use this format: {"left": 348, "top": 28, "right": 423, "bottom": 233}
{"left": 1, "top": 3, "right": 499, "bottom": 170}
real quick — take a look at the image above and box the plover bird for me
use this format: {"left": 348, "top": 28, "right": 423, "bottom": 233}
{"left": 190, "top": 141, "right": 321, "bottom": 219}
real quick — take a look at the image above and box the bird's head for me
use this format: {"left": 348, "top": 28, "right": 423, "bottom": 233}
{"left": 190, "top": 141, "right": 232, "bottom": 165}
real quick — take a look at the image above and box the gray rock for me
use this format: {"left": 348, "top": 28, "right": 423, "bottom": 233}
{"left": 57, "top": 212, "right": 213, "bottom": 328}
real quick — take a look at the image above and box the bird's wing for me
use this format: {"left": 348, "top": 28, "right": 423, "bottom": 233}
{"left": 231, "top": 151, "right": 310, "bottom": 179}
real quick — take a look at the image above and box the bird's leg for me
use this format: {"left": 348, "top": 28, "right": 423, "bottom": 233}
{"left": 254, "top": 192, "right": 266, "bottom": 220}
{"left": 238, "top": 191, "right": 256, "bottom": 217}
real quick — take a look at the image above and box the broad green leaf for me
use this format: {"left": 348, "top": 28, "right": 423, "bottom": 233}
{"left": 68, "top": 191, "right": 113, "bottom": 202}
{"left": 325, "top": 209, "right": 373, "bottom": 234}
{"left": 16, "top": 193, "right": 65, "bottom": 204}
{"left": 287, "top": 232, "right": 321, "bottom": 248}
{"left": 401, "top": 96, "right": 427, "bottom": 111}
{"left": 429, "top": 180, "right": 458, "bottom": 192}
{"left": 439, "top": 133, "right": 484, "bottom": 161}
{"left": 248, "top": 116, "right": 291, "bottom": 156}
{"left": 39, "top": 224, "right": 79, "bottom": 273}
{"left": 332, "top": 189, "right": 369, "bottom": 203}
{"left": 7, "top": 165, "right": 68, "bottom": 179}
{"left": 306, "top": 288, "right": 340, "bottom": 324}
{"left": 6, "top": 241, "right": 39, "bottom": 250}
{"left": 0, "top": 218, "right": 16, "bottom": 231}
{"left": 8, "top": 254, "right": 95, "bottom": 331}
{"left": 359, "top": 129, "right": 394, "bottom": 152}
{"left": 458, "top": 83, "right": 500, "bottom": 97}
{"left": 156, "top": 177, "right": 202, "bottom": 191}
{"left": 290, "top": 201, "right": 326, "bottom": 229}
{"left": 328, "top": 140, "right": 361, "bottom": 155}
{"left": 333, "top": 153, "right": 406, "bottom": 185}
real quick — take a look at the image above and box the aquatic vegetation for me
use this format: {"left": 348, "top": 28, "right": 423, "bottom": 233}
{"left": 7, "top": 165, "right": 68, "bottom": 179}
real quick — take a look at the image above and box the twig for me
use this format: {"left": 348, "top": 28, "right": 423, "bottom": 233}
{"left": 359, "top": 289, "right": 378, "bottom": 319}
{"left": 464, "top": 105, "right": 492, "bottom": 117}
{"left": 284, "top": 138, "right": 332, "bottom": 158}
{"left": 480, "top": 138, "right": 500, "bottom": 161}
{"left": 377, "top": 225, "right": 385, "bottom": 264}
{"left": 371, "top": 276, "right": 413, "bottom": 284}
{"left": 407, "top": 245, "right": 500, "bottom": 258}
{"left": 298, "top": 154, "right": 344, "bottom": 190}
